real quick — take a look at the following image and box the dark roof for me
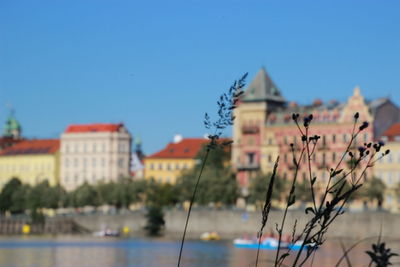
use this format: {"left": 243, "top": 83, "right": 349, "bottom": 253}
{"left": 0, "top": 139, "right": 60, "bottom": 156}
{"left": 242, "top": 68, "right": 286, "bottom": 103}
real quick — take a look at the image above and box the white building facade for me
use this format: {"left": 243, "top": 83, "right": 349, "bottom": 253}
{"left": 60, "top": 123, "right": 132, "bottom": 191}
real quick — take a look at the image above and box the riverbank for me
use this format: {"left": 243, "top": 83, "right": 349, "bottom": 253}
{"left": 72, "top": 209, "right": 400, "bottom": 239}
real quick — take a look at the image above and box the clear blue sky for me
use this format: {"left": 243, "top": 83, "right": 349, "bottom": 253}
{"left": 1, "top": 0, "right": 399, "bottom": 154}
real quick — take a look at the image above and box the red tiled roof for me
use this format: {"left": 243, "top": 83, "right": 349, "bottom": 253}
{"left": 0, "top": 137, "right": 23, "bottom": 150}
{"left": 147, "top": 137, "right": 232, "bottom": 159}
{"left": 147, "top": 138, "right": 210, "bottom": 159}
{"left": 0, "top": 139, "right": 60, "bottom": 156}
{"left": 382, "top": 123, "right": 400, "bottom": 141}
{"left": 65, "top": 123, "right": 123, "bottom": 133}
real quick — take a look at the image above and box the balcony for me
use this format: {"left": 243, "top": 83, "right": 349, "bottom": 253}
{"left": 242, "top": 126, "right": 260, "bottom": 134}
{"left": 236, "top": 162, "right": 260, "bottom": 171}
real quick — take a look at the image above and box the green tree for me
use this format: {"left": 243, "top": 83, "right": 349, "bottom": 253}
{"left": 144, "top": 205, "right": 165, "bottom": 236}
{"left": 0, "top": 177, "right": 23, "bottom": 213}
{"left": 71, "top": 182, "right": 99, "bottom": 207}
{"left": 295, "top": 179, "right": 313, "bottom": 203}
{"left": 10, "top": 184, "right": 30, "bottom": 214}
{"left": 363, "top": 177, "right": 386, "bottom": 208}
{"left": 175, "top": 145, "right": 239, "bottom": 205}
{"left": 248, "top": 172, "right": 288, "bottom": 205}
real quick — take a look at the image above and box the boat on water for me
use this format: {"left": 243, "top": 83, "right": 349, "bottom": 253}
{"left": 233, "top": 237, "right": 306, "bottom": 250}
{"left": 93, "top": 228, "right": 120, "bottom": 237}
{"left": 200, "top": 232, "right": 221, "bottom": 241}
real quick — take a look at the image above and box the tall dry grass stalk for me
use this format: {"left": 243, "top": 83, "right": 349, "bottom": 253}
{"left": 177, "top": 73, "right": 247, "bottom": 267}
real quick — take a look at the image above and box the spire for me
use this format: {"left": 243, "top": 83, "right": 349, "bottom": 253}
{"left": 242, "top": 67, "right": 286, "bottom": 103}
{"left": 3, "top": 106, "right": 22, "bottom": 139}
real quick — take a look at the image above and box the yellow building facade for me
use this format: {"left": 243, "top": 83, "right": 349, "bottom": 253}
{"left": 144, "top": 137, "right": 208, "bottom": 184}
{"left": 0, "top": 139, "right": 60, "bottom": 188}
{"left": 374, "top": 123, "right": 400, "bottom": 213}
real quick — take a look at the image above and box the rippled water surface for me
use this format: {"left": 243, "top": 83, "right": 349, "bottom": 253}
{"left": 0, "top": 236, "right": 398, "bottom": 266}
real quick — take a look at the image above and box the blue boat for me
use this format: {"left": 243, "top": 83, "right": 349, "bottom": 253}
{"left": 233, "top": 237, "right": 307, "bottom": 251}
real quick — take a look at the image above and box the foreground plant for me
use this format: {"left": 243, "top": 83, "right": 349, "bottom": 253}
{"left": 254, "top": 112, "right": 392, "bottom": 267}
{"left": 177, "top": 73, "right": 247, "bottom": 267}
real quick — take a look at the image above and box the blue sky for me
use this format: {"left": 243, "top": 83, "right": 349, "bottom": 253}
{"left": 1, "top": 0, "right": 399, "bottom": 154}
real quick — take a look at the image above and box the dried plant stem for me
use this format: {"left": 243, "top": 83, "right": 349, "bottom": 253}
{"left": 274, "top": 147, "right": 305, "bottom": 266}
{"left": 177, "top": 148, "right": 210, "bottom": 267}
{"left": 255, "top": 157, "right": 279, "bottom": 267}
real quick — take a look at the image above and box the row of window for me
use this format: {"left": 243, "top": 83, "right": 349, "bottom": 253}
{"left": 147, "top": 162, "right": 189, "bottom": 171}
{"left": 63, "top": 142, "right": 129, "bottom": 154}
{"left": 64, "top": 158, "right": 126, "bottom": 168}
{"left": 376, "top": 171, "right": 400, "bottom": 186}
{"left": 377, "top": 152, "right": 400, "bottom": 164}
{"left": 281, "top": 133, "right": 369, "bottom": 146}
{"left": 0, "top": 163, "right": 53, "bottom": 172}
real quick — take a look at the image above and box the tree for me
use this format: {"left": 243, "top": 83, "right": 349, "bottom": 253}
{"left": 10, "top": 184, "right": 30, "bottom": 214}
{"left": 175, "top": 145, "right": 239, "bottom": 205}
{"left": 144, "top": 205, "right": 165, "bottom": 236}
{"left": 71, "top": 182, "right": 99, "bottom": 207}
{"left": 0, "top": 177, "right": 23, "bottom": 214}
{"left": 295, "top": 179, "right": 313, "bottom": 203}
{"left": 248, "top": 172, "right": 288, "bottom": 205}
{"left": 363, "top": 177, "right": 386, "bottom": 208}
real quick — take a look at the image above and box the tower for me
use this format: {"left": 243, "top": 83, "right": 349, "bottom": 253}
{"left": 232, "top": 67, "right": 286, "bottom": 192}
{"left": 3, "top": 108, "right": 22, "bottom": 139}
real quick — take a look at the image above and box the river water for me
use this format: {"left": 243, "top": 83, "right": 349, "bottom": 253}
{"left": 0, "top": 236, "right": 398, "bottom": 266}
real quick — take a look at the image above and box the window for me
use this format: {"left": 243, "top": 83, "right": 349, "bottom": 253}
{"left": 268, "top": 138, "right": 272, "bottom": 145}
{"left": 343, "top": 134, "right": 347, "bottom": 143}
{"left": 150, "top": 163, "right": 154, "bottom": 170}
{"left": 65, "top": 159, "right": 69, "bottom": 168}
{"left": 93, "top": 143, "right": 97, "bottom": 152}
{"left": 167, "top": 164, "right": 171, "bottom": 170}
{"left": 247, "top": 152, "right": 255, "bottom": 164}
{"left": 158, "top": 163, "right": 163, "bottom": 170}
{"left": 283, "top": 154, "right": 287, "bottom": 163}
{"left": 332, "top": 134, "right": 336, "bottom": 143}
{"left": 175, "top": 164, "right": 180, "bottom": 170}
{"left": 166, "top": 177, "right": 171, "bottom": 183}
{"left": 101, "top": 158, "right": 106, "bottom": 167}
{"left": 322, "top": 135, "right": 326, "bottom": 146}
{"left": 332, "top": 152, "right": 336, "bottom": 162}
{"left": 284, "top": 136, "right": 288, "bottom": 145}
{"left": 102, "top": 143, "right": 106, "bottom": 152}
{"left": 93, "top": 158, "right": 97, "bottom": 167}
{"left": 83, "top": 144, "right": 87, "bottom": 153}
{"left": 66, "top": 144, "right": 70, "bottom": 153}
{"left": 363, "top": 133, "right": 368, "bottom": 142}
{"left": 118, "top": 158, "right": 124, "bottom": 167}
{"left": 268, "top": 154, "right": 272, "bottom": 163}
{"left": 387, "top": 154, "right": 393, "bottom": 163}
{"left": 74, "top": 158, "right": 78, "bottom": 167}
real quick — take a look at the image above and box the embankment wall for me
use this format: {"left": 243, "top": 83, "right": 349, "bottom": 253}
{"left": 72, "top": 210, "right": 400, "bottom": 239}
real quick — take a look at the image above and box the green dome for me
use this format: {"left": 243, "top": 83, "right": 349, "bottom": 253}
{"left": 3, "top": 114, "right": 21, "bottom": 137}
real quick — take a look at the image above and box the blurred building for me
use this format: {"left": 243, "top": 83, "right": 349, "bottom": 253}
{"left": 0, "top": 110, "right": 23, "bottom": 151}
{"left": 144, "top": 135, "right": 208, "bottom": 184}
{"left": 0, "top": 139, "right": 60, "bottom": 188}
{"left": 60, "top": 123, "right": 132, "bottom": 191}
{"left": 374, "top": 123, "right": 400, "bottom": 213}
{"left": 131, "top": 136, "right": 145, "bottom": 179}
{"left": 232, "top": 68, "right": 400, "bottom": 195}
